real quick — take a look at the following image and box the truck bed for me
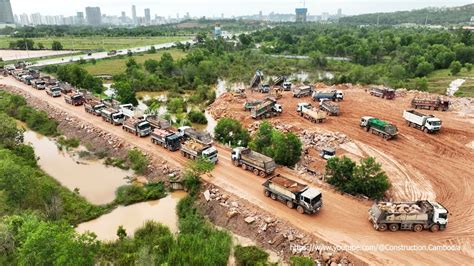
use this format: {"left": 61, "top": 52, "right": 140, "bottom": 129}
{"left": 268, "top": 174, "right": 307, "bottom": 193}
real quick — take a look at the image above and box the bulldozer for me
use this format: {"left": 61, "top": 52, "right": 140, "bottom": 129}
{"left": 269, "top": 87, "right": 282, "bottom": 100}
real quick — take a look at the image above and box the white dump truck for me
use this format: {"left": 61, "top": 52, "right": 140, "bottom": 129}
{"left": 231, "top": 147, "right": 276, "bottom": 177}
{"left": 180, "top": 139, "right": 218, "bottom": 164}
{"left": 368, "top": 201, "right": 448, "bottom": 232}
{"left": 122, "top": 118, "right": 151, "bottom": 137}
{"left": 101, "top": 108, "right": 125, "bottom": 125}
{"left": 403, "top": 110, "right": 441, "bottom": 133}
{"left": 300, "top": 105, "right": 326, "bottom": 123}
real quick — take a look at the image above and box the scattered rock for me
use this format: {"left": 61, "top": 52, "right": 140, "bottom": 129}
{"left": 203, "top": 190, "right": 211, "bottom": 201}
{"left": 244, "top": 216, "right": 256, "bottom": 224}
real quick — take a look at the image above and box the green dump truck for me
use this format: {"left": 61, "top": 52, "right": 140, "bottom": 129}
{"left": 360, "top": 116, "right": 398, "bottom": 140}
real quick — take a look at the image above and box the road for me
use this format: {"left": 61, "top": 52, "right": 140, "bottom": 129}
{"left": 29, "top": 40, "right": 194, "bottom": 68}
{"left": 1, "top": 76, "right": 473, "bottom": 264}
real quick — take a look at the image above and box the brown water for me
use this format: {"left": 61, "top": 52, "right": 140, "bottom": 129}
{"left": 22, "top": 130, "right": 131, "bottom": 205}
{"left": 76, "top": 191, "right": 187, "bottom": 241}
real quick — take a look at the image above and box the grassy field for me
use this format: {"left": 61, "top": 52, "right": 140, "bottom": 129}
{"left": 0, "top": 36, "right": 190, "bottom": 51}
{"left": 408, "top": 68, "right": 474, "bottom": 97}
{"left": 82, "top": 49, "right": 187, "bottom": 76}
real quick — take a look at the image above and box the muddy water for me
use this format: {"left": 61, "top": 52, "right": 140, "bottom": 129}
{"left": 22, "top": 130, "right": 131, "bottom": 205}
{"left": 76, "top": 191, "right": 187, "bottom": 241}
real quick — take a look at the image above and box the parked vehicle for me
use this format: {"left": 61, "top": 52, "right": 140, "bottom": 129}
{"left": 282, "top": 81, "right": 292, "bottom": 91}
{"left": 151, "top": 128, "right": 181, "bottom": 151}
{"left": 411, "top": 96, "right": 449, "bottom": 111}
{"left": 119, "top": 104, "right": 138, "bottom": 118}
{"left": 107, "top": 50, "right": 117, "bottom": 56}
{"left": 257, "top": 83, "right": 270, "bottom": 93}
{"left": 263, "top": 174, "right": 323, "bottom": 214}
{"left": 360, "top": 116, "right": 398, "bottom": 140}
{"left": 84, "top": 100, "right": 106, "bottom": 116}
{"left": 122, "top": 118, "right": 151, "bottom": 137}
{"left": 180, "top": 139, "right": 218, "bottom": 163}
{"left": 300, "top": 105, "right": 326, "bottom": 123}
{"left": 312, "top": 90, "right": 344, "bottom": 101}
{"left": 369, "top": 87, "right": 395, "bottom": 99}
{"left": 102, "top": 98, "right": 121, "bottom": 109}
{"left": 21, "top": 75, "right": 34, "bottom": 85}
{"left": 101, "top": 108, "right": 125, "bottom": 125}
{"left": 146, "top": 115, "right": 171, "bottom": 130}
{"left": 251, "top": 99, "right": 282, "bottom": 119}
{"left": 368, "top": 201, "right": 448, "bottom": 232}
{"left": 293, "top": 86, "right": 313, "bottom": 98}
{"left": 320, "top": 148, "right": 336, "bottom": 160}
{"left": 177, "top": 126, "right": 213, "bottom": 145}
{"left": 231, "top": 147, "right": 276, "bottom": 177}
{"left": 243, "top": 100, "right": 263, "bottom": 111}
{"left": 46, "top": 86, "right": 61, "bottom": 97}
{"left": 296, "top": 102, "right": 311, "bottom": 112}
{"left": 32, "top": 80, "right": 46, "bottom": 90}
{"left": 64, "top": 93, "right": 85, "bottom": 106}
{"left": 273, "top": 76, "right": 286, "bottom": 87}
{"left": 319, "top": 100, "right": 340, "bottom": 116}
{"left": 250, "top": 70, "right": 264, "bottom": 88}
{"left": 403, "top": 110, "right": 441, "bottom": 133}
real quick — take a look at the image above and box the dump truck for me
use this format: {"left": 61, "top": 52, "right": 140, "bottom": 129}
{"left": 119, "top": 104, "right": 139, "bottom": 118}
{"left": 319, "top": 100, "right": 340, "bottom": 116}
{"left": 312, "top": 90, "right": 344, "bottom": 101}
{"left": 102, "top": 98, "right": 121, "bottom": 109}
{"left": 64, "top": 93, "right": 85, "bottom": 106}
{"left": 122, "top": 118, "right": 151, "bottom": 137}
{"left": 243, "top": 100, "right": 263, "bottom": 111}
{"left": 368, "top": 200, "right": 448, "bottom": 232}
{"left": 250, "top": 70, "right": 264, "bottom": 88}
{"left": 251, "top": 99, "right": 282, "bottom": 119}
{"left": 263, "top": 174, "right": 323, "bottom": 214}
{"left": 177, "top": 126, "right": 213, "bottom": 145}
{"left": 293, "top": 86, "right": 313, "bottom": 98}
{"left": 231, "top": 147, "right": 276, "bottom": 177}
{"left": 101, "top": 108, "right": 124, "bottom": 125}
{"left": 46, "top": 86, "right": 61, "bottom": 97}
{"left": 296, "top": 102, "right": 311, "bottom": 112}
{"left": 180, "top": 139, "right": 218, "bottom": 163}
{"left": 84, "top": 100, "right": 106, "bottom": 116}
{"left": 32, "top": 80, "right": 46, "bottom": 90}
{"left": 151, "top": 128, "right": 181, "bottom": 151}
{"left": 257, "top": 83, "right": 270, "bottom": 93}
{"left": 282, "top": 81, "right": 292, "bottom": 91}
{"left": 146, "top": 115, "right": 171, "bottom": 130}
{"left": 369, "top": 87, "right": 395, "bottom": 99}
{"left": 411, "top": 96, "right": 449, "bottom": 111}
{"left": 403, "top": 110, "right": 441, "bottom": 133}
{"left": 360, "top": 116, "right": 398, "bottom": 140}
{"left": 320, "top": 147, "right": 336, "bottom": 160}
{"left": 273, "top": 75, "right": 286, "bottom": 87}
{"left": 300, "top": 105, "right": 326, "bottom": 123}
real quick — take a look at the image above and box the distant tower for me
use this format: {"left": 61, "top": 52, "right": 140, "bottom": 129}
{"left": 214, "top": 23, "right": 222, "bottom": 38}
{"left": 0, "top": 0, "right": 15, "bottom": 24}
{"left": 144, "top": 8, "right": 151, "bottom": 24}
{"left": 132, "top": 5, "right": 137, "bottom": 24}
{"left": 295, "top": 8, "right": 308, "bottom": 23}
{"left": 337, "top": 8, "right": 342, "bottom": 17}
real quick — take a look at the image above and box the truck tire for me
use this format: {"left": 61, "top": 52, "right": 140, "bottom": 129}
{"left": 423, "top": 127, "right": 428, "bottom": 133}
{"left": 270, "top": 193, "right": 277, "bottom": 200}
{"left": 259, "top": 171, "right": 266, "bottom": 178}
{"left": 233, "top": 160, "right": 240, "bottom": 167}
{"left": 430, "top": 224, "right": 440, "bottom": 232}
{"left": 241, "top": 164, "right": 247, "bottom": 170}
{"left": 253, "top": 168, "right": 259, "bottom": 176}
{"left": 413, "top": 224, "right": 423, "bottom": 232}
{"left": 286, "top": 201, "right": 294, "bottom": 209}
{"left": 378, "top": 224, "right": 387, "bottom": 232}
{"left": 264, "top": 190, "right": 271, "bottom": 197}
{"left": 297, "top": 206, "right": 304, "bottom": 214}
{"left": 389, "top": 224, "right": 399, "bottom": 232}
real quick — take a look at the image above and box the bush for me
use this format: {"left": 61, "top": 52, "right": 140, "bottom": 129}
{"left": 127, "top": 149, "right": 149, "bottom": 175}
{"left": 51, "top": 41, "right": 63, "bottom": 50}
{"left": 290, "top": 256, "right": 314, "bottom": 266}
{"left": 115, "top": 185, "right": 146, "bottom": 206}
{"left": 450, "top": 60, "right": 462, "bottom": 75}
{"left": 234, "top": 245, "right": 269, "bottom": 266}
{"left": 105, "top": 157, "right": 129, "bottom": 170}
{"left": 57, "top": 137, "right": 80, "bottom": 150}
{"left": 214, "top": 118, "right": 250, "bottom": 147}
{"left": 187, "top": 110, "right": 207, "bottom": 124}
{"left": 326, "top": 156, "right": 391, "bottom": 199}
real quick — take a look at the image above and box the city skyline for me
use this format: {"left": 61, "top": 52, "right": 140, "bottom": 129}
{"left": 10, "top": 0, "right": 473, "bottom": 18}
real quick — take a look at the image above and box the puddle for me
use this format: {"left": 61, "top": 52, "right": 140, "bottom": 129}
{"left": 76, "top": 191, "right": 187, "bottom": 241}
{"left": 22, "top": 130, "right": 131, "bottom": 205}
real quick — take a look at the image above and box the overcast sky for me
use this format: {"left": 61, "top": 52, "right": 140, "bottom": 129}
{"left": 11, "top": 0, "right": 473, "bottom": 17}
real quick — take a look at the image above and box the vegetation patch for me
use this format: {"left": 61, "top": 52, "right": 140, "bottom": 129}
{"left": 214, "top": 118, "right": 251, "bottom": 147}
{"left": 114, "top": 182, "right": 166, "bottom": 206}
{"left": 234, "top": 245, "right": 269, "bottom": 266}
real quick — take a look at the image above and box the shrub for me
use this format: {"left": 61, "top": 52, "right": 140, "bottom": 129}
{"left": 115, "top": 185, "right": 146, "bottom": 206}
{"left": 127, "top": 149, "right": 149, "bottom": 175}
{"left": 214, "top": 118, "right": 250, "bottom": 147}
{"left": 57, "top": 137, "right": 80, "bottom": 150}
{"left": 187, "top": 110, "right": 207, "bottom": 124}
{"left": 234, "top": 245, "right": 269, "bottom": 266}
{"left": 290, "top": 256, "right": 314, "bottom": 266}
{"left": 450, "top": 60, "right": 462, "bottom": 75}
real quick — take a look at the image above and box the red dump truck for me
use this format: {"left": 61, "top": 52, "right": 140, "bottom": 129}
{"left": 411, "top": 96, "right": 449, "bottom": 111}
{"left": 369, "top": 87, "right": 395, "bottom": 99}
{"left": 64, "top": 92, "right": 85, "bottom": 106}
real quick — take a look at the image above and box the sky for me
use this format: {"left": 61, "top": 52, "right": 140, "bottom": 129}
{"left": 10, "top": 0, "right": 473, "bottom": 17}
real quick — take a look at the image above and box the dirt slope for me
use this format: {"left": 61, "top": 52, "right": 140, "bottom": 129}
{"left": 2, "top": 77, "right": 473, "bottom": 264}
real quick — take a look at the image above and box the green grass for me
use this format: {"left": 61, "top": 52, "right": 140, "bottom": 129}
{"left": 408, "top": 68, "right": 474, "bottom": 96}
{"left": 0, "top": 36, "right": 189, "bottom": 51}
{"left": 81, "top": 49, "right": 187, "bottom": 76}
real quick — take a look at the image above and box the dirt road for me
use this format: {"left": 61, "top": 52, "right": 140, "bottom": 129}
{"left": 2, "top": 77, "right": 473, "bottom": 264}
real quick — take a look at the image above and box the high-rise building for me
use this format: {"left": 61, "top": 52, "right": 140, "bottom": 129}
{"left": 19, "top": 13, "right": 30, "bottom": 25}
{"left": 0, "top": 0, "right": 15, "bottom": 24}
{"left": 76, "top": 12, "right": 85, "bottom": 25}
{"left": 295, "top": 8, "right": 307, "bottom": 23}
{"left": 132, "top": 5, "right": 137, "bottom": 24}
{"left": 337, "top": 8, "right": 342, "bottom": 17}
{"left": 30, "top": 13, "right": 42, "bottom": 25}
{"left": 85, "top": 7, "right": 102, "bottom": 26}
{"left": 144, "top": 8, "right": 151, "bottom": 24}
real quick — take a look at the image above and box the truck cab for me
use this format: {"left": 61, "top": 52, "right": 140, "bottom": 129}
{"left": 425, "top": 117, "right": 442, "bottom": 132}
{"left": 282, "top": 81, "right": 292, "bottom": 91}
{"left": 360, "top": 116, "right": 374, "bottom": 127}
{"left": 273, "top": 104, "right": 283, "bottom": 113}
{"left": 320, "top": 148, "right": 336, "bottom": 160}
{"left": 92, "top": 103, "right": 106, "bottom": 115}
{"left": 46, "top": 86, "right": 62, "bottom": 97}
{"left": 137, "top": 121, "right": 152, "bottom": 137}
{"left": 177, "top": 126, "right": 192, "bottom": 140}
{"left": 259, "top": 83, "right": 270, "bottom": 93}
{"left": 335, "top": 90, "right": 344, "bottom": 101}
{"left": 296, "top": 103, "right": 311, "bottom": 112}
{"left": 299, "top": 188, "right": 323, "bottom": 214}
{"left": 431, "top": 201, "right": 448, "bottom": 228}
{"left": 202, "top": 146, "right": 219, "bottom": 164}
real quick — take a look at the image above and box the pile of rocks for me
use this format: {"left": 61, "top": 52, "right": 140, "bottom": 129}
{"left": 206, "top": 92, "right": 245, "bottom": 120}
{"left": 450, "top": 97, "right": 474, "bottom": 115}
{"left": 247, "top": 121, "right": 298, "bottom": 135}
{"left": 301, "top": 129, "right": 350, "bottom": 152}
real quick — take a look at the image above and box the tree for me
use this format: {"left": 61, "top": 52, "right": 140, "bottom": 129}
{"left": 249, "top": 121, "right": 273, "bottom": 153}
{"left": 0, "top": 113, "right": 23, "bottom": 149}
{"left": 326, "top": 156, "right": 356, "bottom": 188}
{"left": 167, "top": 97, "right": 186, "bottom": 114}
{"left": 15, "top": 39, "right": 35, "bottom": 50}
{"left": 144, "top": 59, "right": 159, "bottom": 73}
{"left": 214, "top": 118, "right": 250, "bottom": 147}
{"left": 37, "top": 43, "right": 45, "bottom": 50}
{"left": 113, "top": 81, "right": 138, "bottom": 106}
{"left": 309, "top": 51, "right": 327, "bottom": 68}
{"left": 187, "top": 110, "right": 207, "bottom": 124}
{"left": 449, "top": 60, "right": 462, "bottom": 75}
{"left": 413, "top": 77, "right": 428, "bottom": 91}
{"left": 127, "top": 148, "right": 149, "bottom": 175}
{"left": 117, "top": 225, "right": 127, "bottom": 240}
{"left": 415, "top": 61, "right": 434, "bottom": 77}
{"left": 271, "top": 131, "right": 302, "bottom": 167}
{"left": 183, "top": 157, "right": 215, "bottom": 194}
{"left": 51, "top": 41, "right": 63, "bottom": 50}
{"left": 389, "top": 64, "right": 407, "bottom": 81}
{"left": 352, "top": 157, "right": 391, "bottom": 200}
{"left": 148, "top": 45, "right": 156, "bottom": 54}
{"left": 466, "top": 63, "right": 472, "bottom": 72}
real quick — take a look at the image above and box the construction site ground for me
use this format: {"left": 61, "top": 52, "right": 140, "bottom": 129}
{"left": 1, "top": 76, "right": 473, "bottom": 264}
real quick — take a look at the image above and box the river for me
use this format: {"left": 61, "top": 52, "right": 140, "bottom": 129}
{"left": 76, "top": 191, "right": 187, "bottom": 241}
{"left": 22, "top": 129, "right": 131, "bottom": 205}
